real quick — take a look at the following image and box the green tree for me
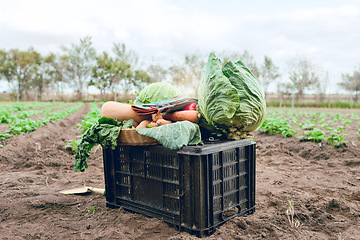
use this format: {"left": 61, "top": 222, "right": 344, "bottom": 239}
{"left": 0, "top": 50, "right": 16, "bottom": 97}
{"left": 8, "top": 48, "right": 41, "bottom": 101}
{"left": 60, "top": 36, "right": 96, "bottom": 100}
{"left": 131, "top": 69, "right": 151, "bottom": 90}
{"left": 112, "top": 42, "right": 150, "bottom": 93}
{"left": 90, "top": 51, "right": 131, "bottom": 99}
{"left": 31, "top": 53, "right": 58, "bottom": 101}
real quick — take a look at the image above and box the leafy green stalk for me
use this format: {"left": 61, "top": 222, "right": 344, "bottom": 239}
{"left": 73, "top": 117, "right": 134, "bottom": 172}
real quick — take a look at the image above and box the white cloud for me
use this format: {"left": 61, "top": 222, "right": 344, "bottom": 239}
{"left": 0, "top": 1, "right": 360, "bottom": 93}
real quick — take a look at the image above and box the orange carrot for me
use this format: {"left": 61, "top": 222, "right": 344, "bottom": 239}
{"left": 136, "top": 120, "right": 151, "bottom": 129}
{"left": 147, "top": 121, "right": 159, "bottom": 128}
{"left": 156, "top": 119, "right": 172, "bottom": 126}
{"left": 152, "top": 112, "right": 163, "bottom": 122}
{"left": 163, "top": 110, "right": 201, "bottom": 123}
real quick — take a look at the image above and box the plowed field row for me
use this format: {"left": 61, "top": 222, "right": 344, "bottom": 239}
{"left": 0, "top": 105, "right": 359, "bottom": 239}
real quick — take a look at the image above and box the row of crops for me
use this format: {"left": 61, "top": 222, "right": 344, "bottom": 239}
{"left": 1, "top": 101, "right": 359, "bottom": 149}
{"left": 0, "top": 102, "right": 84, "bottom": 146}
{"left": 259, "top": 108, "right": 360, "bottom": 147}
{"left": 65, "top": 102, "right": 102, "bottom": 152}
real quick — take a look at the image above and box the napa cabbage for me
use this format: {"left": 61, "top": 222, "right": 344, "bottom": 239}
{"left": 198, "top": 53, "right": 266, "bottom": 139}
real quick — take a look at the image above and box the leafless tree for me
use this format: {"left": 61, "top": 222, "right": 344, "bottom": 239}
{"left": 287, "top": 54, "right": 319, "bottom": 102}
{"left": 217, "top": 50, "right": 260, "bottom": 78}
{"left": 259, "top": 56, "right": 280, "bottom": 99}
{"left": 169, "top": 53, "right": 206, "bottom": 97}
{"left": 60, "top": 36, "right": 96, "bottom": 100}
{"left": 146, "top": 63, "right": 168, "bottom": 83}
{"left": 314, "top": 69, "right": 329, "bottom": 102}
{"left": 338, "top": 66, "right": 360, "bottom": 103}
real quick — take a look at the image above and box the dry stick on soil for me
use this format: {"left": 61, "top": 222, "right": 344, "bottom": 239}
{"left": 345, "top": 180, "right": 357, "bottom": 186}
{"left": 45, "top": 176, "right": 55, "bottom": 188}
{"left": 338, "top": 233, "right": 345, "bottom": 240}
{"left": 0, "top": 178, "right": 9, "bottom": 185}
{"left": 94, "top": 145, "right": 102, "bottom": 154}
{"left": 270, "top": 168, "right": 292, "bottom": 177}
{"left": 286, "top": 200, "right": 301, "bottom": 228}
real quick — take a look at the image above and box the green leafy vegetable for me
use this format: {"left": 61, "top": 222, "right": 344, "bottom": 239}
{"left": 299, "top": 128, "right": 326, "bottom": 142}
{"left": 198, "top": 53, "right": 266, "bottom": 140}
{"left": 326, "top": 132, "right": 348, "bottom": 147}
{"left": 260, "top": 118, "right": 297, "bottom": 138}
{"left": 133, "top": 82, "right": 182, "bottom": 105}
{"left": 136, "top": 121, "right": 203, "bottom": 150}
{"left": 74, "top": 117, "right": 125, "bottom": 172}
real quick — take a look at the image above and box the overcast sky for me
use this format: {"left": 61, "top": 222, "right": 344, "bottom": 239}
{"left": 1, "top": 0, "right": 360, "bottom": 93}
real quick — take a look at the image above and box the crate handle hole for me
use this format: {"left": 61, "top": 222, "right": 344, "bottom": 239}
{"left": 221, "top": 206, "right": 241, "bottom": 221}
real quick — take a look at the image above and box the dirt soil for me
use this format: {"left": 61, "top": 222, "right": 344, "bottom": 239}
{"left": 0, "top": 105, "right": 359, "bottom": 240}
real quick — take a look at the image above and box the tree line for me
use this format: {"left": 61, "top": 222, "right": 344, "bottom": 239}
{"left": 0, "top": 36, "right": 359, "bottom": 102}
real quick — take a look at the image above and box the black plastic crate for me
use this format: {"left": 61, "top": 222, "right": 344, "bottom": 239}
{"left": 103, "top": 138, "right": 256, "bottom": 237}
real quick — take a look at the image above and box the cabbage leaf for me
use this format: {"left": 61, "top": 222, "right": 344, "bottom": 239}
{"left": 136, "top": 121, "right": 203, "bottom": 150}
{"left": 134, "top": 82, "right": 182, "bottom": 105}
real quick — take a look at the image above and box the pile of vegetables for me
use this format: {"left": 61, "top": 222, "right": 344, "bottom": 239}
{"left": 73, "top": 83, "right": 203, "bottom": 172}
{"left": 74, "top": 55, "right": 266, "bottom": 172}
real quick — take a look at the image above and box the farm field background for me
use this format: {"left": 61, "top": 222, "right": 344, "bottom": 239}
{"left": 0, "top": 102, "right": 359, "bottom": 239}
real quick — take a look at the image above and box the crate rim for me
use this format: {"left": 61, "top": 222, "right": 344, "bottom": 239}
{"left": 177, "top": 138, "right": 255, "bottom": 155}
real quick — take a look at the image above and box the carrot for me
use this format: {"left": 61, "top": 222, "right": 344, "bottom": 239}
{"left": 156, "top": 119, "right": 172, "bottom": 126}
{"left": 136, "top": 120, "right": 151, "bottom": 129}
{"left": 152, "top": 112, "right": 163, "bottom": 122}
{"left": 147, "top": 121, "right": 159, "bottom": 128}
{"left": 163, "top": 110, "right": 201, "bottom": 123}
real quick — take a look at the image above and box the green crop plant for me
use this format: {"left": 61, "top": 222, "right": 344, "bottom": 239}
{"left": 4, "top": 103, "right": 82, "bottom": 136}
{"left": 66, "top": 102, "right": 101, "bottom": 155}
{"left": 64, "top": 139, "right": 81, "bottom": 154}
{"left": 9, "top": 118, "right": 42, "bottom": 135}
{"left": 299, "top": 128, "right": 326, "bottom": 142}
{"left": 326, "top": 132, "right": 348, "bottom": 147}
{"left": 88, "top": 206, "right": 96, "bottom": 214}
{"left": 0, "top": 132, "right": 10, "bottom": 147}
{"left": 260, "top": 118, "right": 297, "bottom": 138}
{"left": 0, "top": 102, "right": 70, "bottom": 124}
{"left": 342, "top": 119, "right": 351, "bottom": 126}
{"left": 0, "top": 133, "right": 10, "bottom": 140}
{"left": 77, "top": 102, "right": 101, "bottom": 133}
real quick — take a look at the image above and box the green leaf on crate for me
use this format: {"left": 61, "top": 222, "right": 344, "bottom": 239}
{"left": 136, "top": 121, "right": 203, "bottom": 150}
{"left": 122, "top": 119, "right": 135, "bottom": 129}
{"left": 73, "top": 117, "right": 123, "bottom": 172}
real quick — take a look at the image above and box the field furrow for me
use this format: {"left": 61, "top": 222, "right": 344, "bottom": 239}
{"left": 0, "top": 106, "right": 359, "bottom": 240}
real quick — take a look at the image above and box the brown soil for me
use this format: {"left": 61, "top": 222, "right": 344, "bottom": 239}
{"left": 0, "top": 106, "right": 359, "bottom": 240}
